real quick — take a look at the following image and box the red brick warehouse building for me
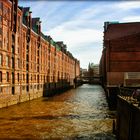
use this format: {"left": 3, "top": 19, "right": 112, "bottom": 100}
{"left": 100, "top": 21, "right": 140, "bottom": 107}
{"left": 0, "top": 0, "right": 80, "bottom": 108}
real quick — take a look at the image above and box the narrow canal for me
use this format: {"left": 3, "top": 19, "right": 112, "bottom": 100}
{"left": 0, "top": 84, "right": 116, "bottom": 139}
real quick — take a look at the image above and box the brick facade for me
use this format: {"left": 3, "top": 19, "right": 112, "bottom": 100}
{"left": 0, "top": 0, "right": 80, "bottom": 108}
{"left": 100, "top": 22, "right": 140, "bottom": 88}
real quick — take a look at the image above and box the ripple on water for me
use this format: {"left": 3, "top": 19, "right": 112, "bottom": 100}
{"left": 0, "top": 84, "right": 116, "bottom": 139}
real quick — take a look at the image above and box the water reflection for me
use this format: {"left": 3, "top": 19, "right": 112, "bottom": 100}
{"left": 0, "top": 84, "right": 116, "bottom": 139}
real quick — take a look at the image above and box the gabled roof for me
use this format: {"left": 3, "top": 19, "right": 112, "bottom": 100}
{"left": 22, "top": 7, "right": 30, "bottom": 16}
{"left": 32, "top": 18, "right": 40, "bottom": 34}
{"left": 32, "top": 18, "right": 40, "bottom": 25}
{"left": 21, "top": 7, "right": 30, "bottom": 26}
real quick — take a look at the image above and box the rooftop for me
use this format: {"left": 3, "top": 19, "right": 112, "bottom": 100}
{"left": 104, "top": 22, "right": 140, "bottom": 40}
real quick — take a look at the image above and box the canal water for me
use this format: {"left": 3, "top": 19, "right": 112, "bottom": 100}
{"left": 0, "top": 84, "right": 116, "bottom": 139}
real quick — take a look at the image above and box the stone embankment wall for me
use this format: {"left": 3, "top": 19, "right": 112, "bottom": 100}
{"left": 0, "top": 92, "right": 43, "bottom": 108}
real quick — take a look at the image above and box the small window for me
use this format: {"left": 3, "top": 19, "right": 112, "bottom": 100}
{"left": 0, "top": 27, "right": 2, "bottom": 35}
{"left": 12, "top": 45, "right": 14, "bottom": 53}
{"left": 37, "top": 66, "right": 39, "bottom": 72}
{"left": 37, "top": 75, "right": 39, "bottom": 83}
{"left": 0, "top": 54, "right": 2, "bottom": 66}
{"left": 12, "top": 57, "right": 14, "bottom": 68}
{"left": 0, "top": 71, "right": 2, "bottom": 82}
{"left": 6, "top": 56, "right": 9, "bottom": 67}
{"left": 0, "top": 87, "right": 2, "bottom": 93}
{"left": 12, "top": 34, "right": 15, "bottom": 44}
{"left": 0, "top": 2, "right": 2, "bottom": 9}
{"left": 22, "top": 86, "right": 25, "bottom": 90}
{"left": 44, "top": 76, "right": 45, "bottom": 82}
{"left": 6, "top": 72, "right": 9, "bottom": 82}
{"left": 0, "top": 16, "right": 2, "bottom": 22}
{"left": 23, "top": 74, "right": 25, "bottom": 81}
{"left": 0, "top": 41, "right": 2, "bottom": 48}
{"left": 12, "top": 72, "right": 14, "bottom": 84}
{"left": 17, "top": 73, "right": 19, "bottom": 82}
{"left": 17, "top": 59, "right": 20, "bottom": 68}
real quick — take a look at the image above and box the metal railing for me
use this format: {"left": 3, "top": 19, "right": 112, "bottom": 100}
{"left": 119, "top": 87, "right": 140, "bottom": 106}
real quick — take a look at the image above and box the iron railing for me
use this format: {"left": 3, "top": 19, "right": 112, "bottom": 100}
{"left": 119, "top": 87, "right": 140, "bottom": 106}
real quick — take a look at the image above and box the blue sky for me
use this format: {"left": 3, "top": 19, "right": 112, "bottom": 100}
{"left": 19, "top": 0, "right": 140, "bottom": 69}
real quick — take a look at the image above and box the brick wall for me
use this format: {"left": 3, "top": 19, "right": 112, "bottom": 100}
{"left": 102, "top": 23, "right": 140, "bottom": 87}
{"left": 0, "top": 0, "right": 80, "bottom": 107}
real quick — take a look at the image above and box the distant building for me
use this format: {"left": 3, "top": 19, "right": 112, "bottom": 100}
{"left": 88, "top": 63, "right": 99, "bottom": 77}
{"left": 80, "top": 68, "right": 88, "bottom": 77}
{"left": 88, "top": 63, "right": 94, "bottom": 77}
{"left": 93, "top": 64, "right": 99, "bottom": 76}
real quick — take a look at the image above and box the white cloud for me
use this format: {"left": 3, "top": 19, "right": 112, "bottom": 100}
{"left": 45, "top": 18, "right": 103, "bottom": 68}
{"left": 46, "top": 24, "right": 103, "bottom": 48}
{"left": 72, "top": 6, "right": 102, "bottom": 21}
{"left": 116, "top": 2, "right": 140, "bottom": 10}
{"left": 122, "top": 16, "right": 140, "bottom": 22}
{"left": 74, "top": 47, "right": 102, "bottom": 69}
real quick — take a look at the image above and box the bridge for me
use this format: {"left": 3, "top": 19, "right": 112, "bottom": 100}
{"left": 76, "top": 76, "right": 102, "bottom": 85}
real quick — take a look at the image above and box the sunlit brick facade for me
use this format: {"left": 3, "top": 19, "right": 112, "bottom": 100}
{"left": 0, "top": 0, "right": 80, "bottom": 107}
